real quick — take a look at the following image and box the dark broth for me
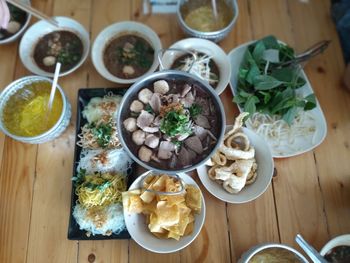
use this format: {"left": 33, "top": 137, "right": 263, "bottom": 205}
{"left": 103, "top": 34, "right": 154, "bottom": 79}
{"left": 33, "top": 31, "right": 83, "bottom": 73}
{"left": 123, "top": 79, "right": 221, "bottom": 171}
{"left": 171, "top": 52, "right": 220, "bottom": 88}
{"left": 324, "top": 245, "right": 350, "bottom": 263}
{"left": 0, "top": 4, "right": 27, "bottom": 40}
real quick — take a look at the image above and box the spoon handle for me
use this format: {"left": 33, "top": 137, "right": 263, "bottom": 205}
{"left": 295, "top": 234, "right": 328, "bottom": 263}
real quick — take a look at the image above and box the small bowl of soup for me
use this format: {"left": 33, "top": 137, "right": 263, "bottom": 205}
{"left": 19, "top": 16, "right": 90, "bottom": 77}
{"left": 160, "top": 38, "right": 231, "bottom": 95}
{"left": 0, "top": 0, "right": 31, "bottom": 45}
{"left": 239, "top": 243, "right": 308, "bottom": 263}
{"left": 320, "top": 234, "right": 350, "bottom": 263}
{"left": 0, "top": 76, "right": 71, "bottom": 144}
{"left": 177, "top": 0, "right": 239, "bottom": 42}
{"left": 91, "top": 21, "right": 162, "bottom": 84}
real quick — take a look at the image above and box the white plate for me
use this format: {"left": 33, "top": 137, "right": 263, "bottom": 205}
{"left": 123, "top": 172, "right": 206, "bottom": 253}
{"left": 160, "top": 38, "right": 231, "bottom": 95}
{"left": 197, "top": 126, "right": 274, "bottom": 204}
{"left": 228, "top": 41, "right": 327, "bottom": 158}
{"left": 91, "top": 21, "right": 162, "bottom": 84}
{"left": 19, "top": 16, "right": 90, "bottom": 77}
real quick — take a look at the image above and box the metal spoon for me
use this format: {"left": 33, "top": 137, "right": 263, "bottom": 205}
{"left": 276, "top": 40, "right": 331, "bottom": 68}
{"left": 47, "top": 62, "right": 61, "bottom": 113}
{"left": 295, "top": 234, "right": 328, "bottom": 263}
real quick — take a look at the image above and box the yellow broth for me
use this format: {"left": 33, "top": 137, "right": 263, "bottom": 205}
{"left": 249, "top": 248, "right": 303, "bottom": 263}
{"left": 181, "top": 0, "right": 233, "bottom": 32}
{"left": 2, "top": 81, "right": 63, "bottom": 137}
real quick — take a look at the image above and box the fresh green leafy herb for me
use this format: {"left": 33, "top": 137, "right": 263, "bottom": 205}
{"left": 234, "top": 35, "right": 316, "bottom": 125}
{"left": 72, "top": 168, "right": 86, "bottom": 186}
{"left": 189, "top": 104, "right": 202, "bottom": 118}
{"left": 89, "top": 122, "right": 113, "bottom": 148}
{"left": 57, "top": 40, "right": 82, "bottom": 66}
{"left": 160, "top": 110, "right": 191, "bottom": 137}
{"left": 116, "top": 40, "right": 153, "bottom": 69}
{"left": 145, "top": 104, "right": 154, "bottom": 114}
{"left": 171, "top": 139, "right": 183, "bottom": 147}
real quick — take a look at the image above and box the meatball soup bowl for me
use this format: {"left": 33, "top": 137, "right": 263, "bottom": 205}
{"left": 117, "top": 70, "right": 226, "bottom": 174}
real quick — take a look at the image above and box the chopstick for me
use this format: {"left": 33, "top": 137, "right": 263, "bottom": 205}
{"left": 6, "top": 0, "right": 59, "bottom": 27}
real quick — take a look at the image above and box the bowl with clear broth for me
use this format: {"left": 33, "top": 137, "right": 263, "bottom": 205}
{"left": 0, "top": 76, "right": 71, "bottom": 144}
{"left": 177, "top": 0, "right": 238, "bottom": 42}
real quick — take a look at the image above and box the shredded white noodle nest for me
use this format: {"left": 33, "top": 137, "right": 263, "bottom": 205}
{"left": 246, "top": 111, "right": 317, "bottom": 155}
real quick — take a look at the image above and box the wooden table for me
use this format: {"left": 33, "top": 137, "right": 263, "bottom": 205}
{"left": 1, "top": 0, "right": 349, "bottom": 262}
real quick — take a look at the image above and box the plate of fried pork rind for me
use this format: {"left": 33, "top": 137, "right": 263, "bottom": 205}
{"left": 122, "top": 171, "right": 205, "bottom": 253}
{"left": 196, "top": 113, "right": 274, "bottom": 204}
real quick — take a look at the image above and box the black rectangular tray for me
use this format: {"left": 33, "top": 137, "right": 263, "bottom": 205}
{"left": 67, "top": 87, "right": 136, "bottom": 240}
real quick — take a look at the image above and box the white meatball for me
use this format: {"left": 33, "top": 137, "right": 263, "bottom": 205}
{"left": 6, "top": 21, "right": 21, "bottom": 34}
{"left": 138, "top": 146, "right": 153, "bottom": 162}
{"left": 123, "top": 117, "right": 137, "bottom": 132}
{"left": 43, "top": 56, "right": 56, "bottom": 67}
{"left": 132, "top": 130, "right": 146, "bottom": 145}
{"left": 138, "top": 88, "right": 153, "bottom": 104}
{"left": 123, "top": 65, "right": 135, "bottom": 76}
{"left": 153, "top": 80, "right": 169, "bottom": 94}
{"left": 130, "top": 100, "right": 144, "bottom": 113}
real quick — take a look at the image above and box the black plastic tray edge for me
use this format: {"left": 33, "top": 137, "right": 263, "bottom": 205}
{"left": 67, "top": 87, "right": 133, "bottom": 240}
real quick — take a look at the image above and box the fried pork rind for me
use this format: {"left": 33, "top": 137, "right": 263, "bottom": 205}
{"left": 207, "top": 113, "right": 258, "bottom": 194}
{"left": 122, "top": 174, "right": 201, "bottom": 240}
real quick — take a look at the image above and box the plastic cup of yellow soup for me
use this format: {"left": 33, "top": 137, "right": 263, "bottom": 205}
{"left": 0, "top": 76, "right": 71, "bottom": 144}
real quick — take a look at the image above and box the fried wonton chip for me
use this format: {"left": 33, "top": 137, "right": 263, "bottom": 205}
{"left": 185, "top": 185, "right": 201, "bottom": 213}
{"left": 122, "top": 190, "right": 142, "bottom": 213}
{"left": 155, "top": 201, "right": 180, "bottom": 227}
{"left": 122, "top": 174, "right": 202, "bottom": 240}
{"left": 184, "top": 221, "right": 194, "bottom": 236}
{"left": 140, "top": 190, "right": 155, "bottom": 204}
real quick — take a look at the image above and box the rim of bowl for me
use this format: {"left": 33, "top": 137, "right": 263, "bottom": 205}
{"left": 19, "top": 16, "right": 90, "bottom": 77}
{"left": 0, "top": 75, "right": 68, "bottom": 142}
{"left": 125, "top": 170, "right": 206, "bottom": 253}
{"left": 0, "top": 1, "right": 32, "bottom": 45}
{"left": 240, "top": 243, "right": 309, "bottom": 263}
{"left": 91, "top": 21, "right": 162, "bottom": 84}
{"left": 176, "top": 0, "right": 239, "bottom": 38}
{"left": 160, "top": 37, "right": 231, "bottom": 95}
{"left": 116, "top": 70, "right": 226, "bottom": 174}
{"left": 320, "top": 234, "right": 350, "bottom": 256}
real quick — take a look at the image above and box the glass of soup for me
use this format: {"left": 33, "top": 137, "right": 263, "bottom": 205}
{"left": 0, "top": 76, "right": 71, "bottom": 144}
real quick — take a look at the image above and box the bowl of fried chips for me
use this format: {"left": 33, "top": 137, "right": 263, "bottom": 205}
{"left": 122, "top": 172, "right": 205, "bottom": 253}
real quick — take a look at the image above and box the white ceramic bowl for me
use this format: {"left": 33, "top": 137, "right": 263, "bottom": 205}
{"left": 320, "top": 234, "right": 350, "bottom": 257}
{"left": 123, "top": 171, "right": 206, "bottom": 253}
{"left": 19, "top": 16, "right": 90, "bottom": 77}
{"left": 0, "top": 0, "right": 31, "bottom": 45}
{"left": 196, "top": 126, "right": 274, "bottom": 204}
{"left": 91, "top": 21, "right": 162, "bottom": 84}
{"left": 160, "top": 38, "right": 231, "bottom": 95}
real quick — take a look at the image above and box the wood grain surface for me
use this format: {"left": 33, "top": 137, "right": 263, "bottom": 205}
{"left": 0, "top": 0, "right": 349, "bottom": 262}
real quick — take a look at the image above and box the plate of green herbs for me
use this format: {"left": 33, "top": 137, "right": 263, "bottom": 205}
{"left": 228, "top": 36, "right": 327, "bottom": 158}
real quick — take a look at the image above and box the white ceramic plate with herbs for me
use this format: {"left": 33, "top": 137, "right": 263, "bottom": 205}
{"left": 228, "top": 38, "right": 327, "bottom": 158}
